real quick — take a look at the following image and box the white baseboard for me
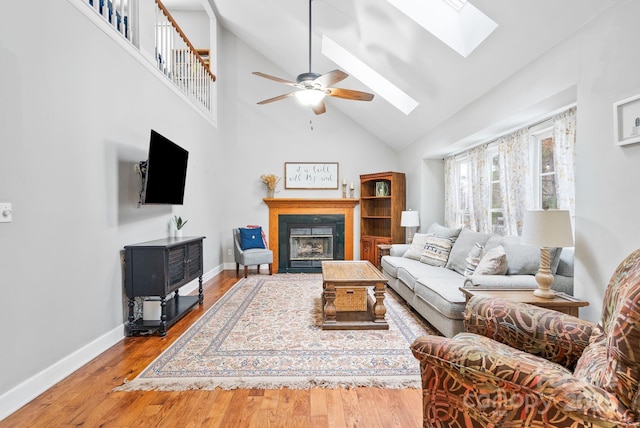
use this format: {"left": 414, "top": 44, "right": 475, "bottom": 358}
{"left": 0, "top": 325, "right": 123, "bottom": 421}
{"left": 0, "top": 265, "right": 223, "bottom": 421}
{"left": 222, "top": 262, "right": 271, "bottom": 272}
{"left": 179, "top": 264, "right": 223, "bottom": 295}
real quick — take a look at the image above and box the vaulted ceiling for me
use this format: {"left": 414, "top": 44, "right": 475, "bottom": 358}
{"left": 165, "top": 0, "right": 620, "bottom": 151}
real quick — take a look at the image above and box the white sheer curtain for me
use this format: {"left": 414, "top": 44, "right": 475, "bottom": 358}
{"left": 553, "top": 107, "right": 577, "bottom": 219}
{"left": 443, "top": 157, "right": 458, "bottom": 228}
{"left": 443, "top": 145, "right": 491, "bottom": 232}
{"left": 498, "top": 129, "right": 533, "bottom": 236}
{"left": 443, "top": 107, "right": 575, "bottom": 235}
{"left": 467, "top": 144, "right": 491, "bottom": 232}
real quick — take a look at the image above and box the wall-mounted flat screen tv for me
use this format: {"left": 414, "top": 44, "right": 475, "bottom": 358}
{"left": 140, "top": 130, "right": 189, "bottom": 205}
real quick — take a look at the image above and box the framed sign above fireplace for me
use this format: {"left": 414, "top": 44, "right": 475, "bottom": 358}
{"left": 284, "top": 162, "right": 339, "bottom": 189}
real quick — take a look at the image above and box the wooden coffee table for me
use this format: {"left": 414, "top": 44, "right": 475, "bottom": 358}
{"left": 459, "top": 288, "right": 589, "bottom": 317}
{"left": 321, "top": 260, "right": 389, "bottom": 330}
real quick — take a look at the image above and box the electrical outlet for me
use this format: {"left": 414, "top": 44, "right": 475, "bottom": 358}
{"left": 0, "top": 203, "right": 12, "bottom": 223}
{"left": 227, "top": 248, "right": 232, "bottom": 256}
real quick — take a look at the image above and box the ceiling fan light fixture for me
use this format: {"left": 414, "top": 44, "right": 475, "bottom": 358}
{"left": 252, "top": 0, "right": 374, "bottom": 115}
{"left": 295, "top": 89, "right": 326, "bottom": 106}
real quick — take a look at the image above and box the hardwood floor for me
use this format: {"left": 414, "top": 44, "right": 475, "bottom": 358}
{"left": 1, "top": 271, "right": 423, "bottom": 427}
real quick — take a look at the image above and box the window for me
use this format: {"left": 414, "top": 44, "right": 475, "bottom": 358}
{"left": 532, "top": 126, "right": 558, "bottom": 210}
{"left": 444, "top": 107, "right": 576, "bottom": 235}
{"left": 489, "top": 150, "right": 504, "bottom": 234}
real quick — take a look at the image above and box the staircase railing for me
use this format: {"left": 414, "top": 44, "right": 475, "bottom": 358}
{"left": 83, "top": 0, "right": 216, "bottom": 114}
{"left": 88, "top": 0, "right": 133, "bottom": 41}
{"left": 154, "top": 0, "right": 216, "bottom": 111}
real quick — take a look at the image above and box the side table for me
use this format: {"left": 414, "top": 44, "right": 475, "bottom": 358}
{"left": 377, "top": 244, "right": 391, "bottom": 270}
{"left": 459, "top": 288, "right": 589, "bottom": 317}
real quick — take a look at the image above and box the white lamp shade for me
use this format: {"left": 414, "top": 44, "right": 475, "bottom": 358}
{"left": 521, "top": 210, "right": 574, "bottom": 248}
{"left": 400, "top": 210, "right": 420, "bottom": 227}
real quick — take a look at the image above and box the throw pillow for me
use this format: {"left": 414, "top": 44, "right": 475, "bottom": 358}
{"left": 464, "top": 243, "right": 485, "bottom": 276}
{"left": 419, "top": 236, "right": 453, "bottom": 267}
{"left": 245, "top": 224, "right": 268, "bottom": 248}
{"left": 427, "top": 223, "right": 462, "bottom": 242}
{"left": 474, "top": 245, "right": 508, "bottom": 275}
{"left": 485, "top": 235, "right": 562, "bottom": 275}
{"left": 445, "top": 229, "right": 494, "bottom": 275}
{"left": 402, "top": 233, "right": 431, "bottom": 260}
{"left": 239, "top": 227, "right": 266, "bottom": 250}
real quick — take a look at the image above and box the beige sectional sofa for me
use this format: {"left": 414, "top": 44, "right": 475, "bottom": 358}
{"left": 381, "top": 223, "right": 574, "bottom": 337}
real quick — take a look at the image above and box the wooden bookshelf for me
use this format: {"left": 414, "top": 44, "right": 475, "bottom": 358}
{"left": 359, "top": 172, "right": 406, "bottom": 266}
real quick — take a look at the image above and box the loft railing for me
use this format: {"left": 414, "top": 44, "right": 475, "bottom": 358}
{"left": 154, "top": 0, "right": 216, "bottom": 111}
{"left": 87, "top": 0, "right": 133, "bottom": 42}
{"left": 83, "top": 0, "right": 216, "bottom": 113}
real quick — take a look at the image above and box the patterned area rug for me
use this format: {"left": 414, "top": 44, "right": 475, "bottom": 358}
{"left": 116, "top": 273, "right": 437, "bottom": 391}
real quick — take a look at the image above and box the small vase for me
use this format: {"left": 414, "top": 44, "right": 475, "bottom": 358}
{"left": 174, "top": 229, "right": 183, "bottom": 238}
{"left": 267, "top": 188, "right": 275, "bottom": 198}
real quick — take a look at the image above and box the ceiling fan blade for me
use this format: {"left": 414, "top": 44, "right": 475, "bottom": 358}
{"left": 257, "top": 92, "right": 296, "bottom": 105}
{"left": 311, "top": 101, "right": 326, "bottom": 115}
{"left": 252, "top": 72, "right": 297, "bottom": 87}
{"left": 327, "top": 88, "right": 375, "bottom": 101}
{"left": 314, "top": 69, "right": 348, "bottom": 88}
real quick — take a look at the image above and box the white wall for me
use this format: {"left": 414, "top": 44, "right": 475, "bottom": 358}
{"left": 574, "top": 0, "right": 640, "bottom": 322}
{"left": 171, "top": 10, "right": 210, "bottom": 49}
{"left": 0, "top": 0, "right": 398, "bottom": 418}
{"left": 216, "top": 31, "right": 399, "bottom": 262}
{"left": 399, "top": 0, "right": 640, "bottom": 323}
{"left": 0, "top": 0, "right": 224, "bottom": 414}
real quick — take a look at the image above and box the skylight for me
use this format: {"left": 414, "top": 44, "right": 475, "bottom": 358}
{"left": 321, "top": 35, "right": 419, "bottom": 115}
{"left": 385, "top": 0, "right": 497, "bottom": 57}
{"left": 442, "top": 0, "right": 467, "bottom": 12}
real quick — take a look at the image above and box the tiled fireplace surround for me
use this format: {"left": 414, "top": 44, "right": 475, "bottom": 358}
{"left": 263, "top": 198, "right": 360, "bottom": 274}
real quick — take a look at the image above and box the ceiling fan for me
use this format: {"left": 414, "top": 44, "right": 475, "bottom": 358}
{"left": 252, "top": 0, "right": 374, "bottom": 115}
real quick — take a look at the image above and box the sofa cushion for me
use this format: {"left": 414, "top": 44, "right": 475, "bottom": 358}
{"left": 474, "top": 245, "right": 508, "bottom": 275}
{"left": 402, "top": 233, "right": 431, "bottom": 260}
{"left": 241, "top": 248, "right": 273, "bottom": 265}
{"left": 381, "top": 256, "right": 424, "bottom": 281}
{"left": 556, "top": 247, "right": 574, "bottom": 277}
{"left": 464, "top": 243, "right": 484, "bottom": 276}
{"left": 390, "top": 244, "right": 410, "bottom": 257}
{"left": 398, "top": 263, "right": 445, "bottom": 291}
{"left": 485, "top": 235, "right": 562, "bottom": 275}
{"left": 427, "top": 223, "right": 462, "bottom": 242}
{"left": 446, "top": 229, "right": 493, "bottom": 275}
{"left": 420, "top": 236, "right": 453, "bottom": 267}
{"left": 573, "top": 329, "right": 607, "bottom": 384}
{"left": 414, "top": 271, "right": 468, "bottom": 319}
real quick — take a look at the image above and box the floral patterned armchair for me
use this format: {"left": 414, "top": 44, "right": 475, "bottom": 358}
{"left": 411, "top": 248, "right": 640, "bottom": 427}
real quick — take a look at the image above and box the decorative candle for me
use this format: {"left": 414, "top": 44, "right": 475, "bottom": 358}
{"left": 343, "top": 179, "right": 347, "bottom": 185}
{"left": 350, "top": 182, "right": 354, "bottom": 190}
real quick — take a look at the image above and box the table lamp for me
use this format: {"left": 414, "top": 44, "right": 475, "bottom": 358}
{"left": 521, "top": 209, "right": 574, "bottom": 299}
{"left": 400, "top": 210, "right": 420, "bottom": 244}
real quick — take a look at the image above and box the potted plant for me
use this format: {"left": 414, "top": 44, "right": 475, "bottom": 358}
{"left": 173, "top": 215, "right": 188, "bottom": 238}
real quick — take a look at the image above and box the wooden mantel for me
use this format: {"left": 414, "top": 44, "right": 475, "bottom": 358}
{"left": 264, "top": 198, "right": 360, "bottom": 273}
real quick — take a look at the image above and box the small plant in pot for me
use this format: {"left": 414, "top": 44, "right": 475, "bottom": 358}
{"left": 173, "top": 215, "right": 188, "bottom": 238}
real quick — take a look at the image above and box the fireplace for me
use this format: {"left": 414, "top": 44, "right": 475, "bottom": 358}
{"left": 264, "top": 198, "right": 359, "bottom": 274}
{"left": 289, "top": 227, "right": 334, "bottom": 264}
{"left": 278, "top": 215, "right": 344, "bottom": 273}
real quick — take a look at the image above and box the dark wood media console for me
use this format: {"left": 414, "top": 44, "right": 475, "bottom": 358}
{"left": 124, "top": 236, "right": 205, "bottom": 336}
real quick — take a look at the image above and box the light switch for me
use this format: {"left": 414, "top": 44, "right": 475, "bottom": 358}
{"left": 0, "top": 203, "right": 12, "bottom": 223}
